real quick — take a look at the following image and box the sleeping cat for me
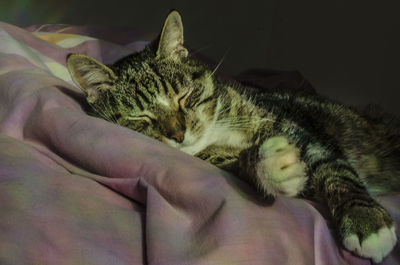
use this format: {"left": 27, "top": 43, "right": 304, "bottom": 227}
{"left": 66, "top": 10, "right": 399, "bottom": 263}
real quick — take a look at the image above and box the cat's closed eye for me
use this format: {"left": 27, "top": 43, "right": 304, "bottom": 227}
{"left": 129, "top": 114, "right": 154, "bottom": 122}
{"left": 122, "top": 115, "right": 156, "bottom": 130}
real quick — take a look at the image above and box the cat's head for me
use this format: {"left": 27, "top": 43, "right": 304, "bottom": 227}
{"left": 67, "top": 10, "right": 218, "bottom": 153}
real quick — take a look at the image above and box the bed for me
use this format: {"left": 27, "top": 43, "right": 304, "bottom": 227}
{"left": 0, "top": 21, "right": 399, "bottom": 265}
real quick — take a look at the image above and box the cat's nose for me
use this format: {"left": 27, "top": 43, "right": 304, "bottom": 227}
{"left": 170, "top": 130, "right": 185, "bottom": 143}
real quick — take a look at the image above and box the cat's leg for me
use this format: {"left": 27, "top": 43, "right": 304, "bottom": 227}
{"left": 196, "top": 137, "right": 307, "bottom": 197}
{"left": 275, "top": 121, "right": 397, "bottom": 262}
{"left": 310, "top": 157, "right": 397, "bottom": 263}
{"left": 256, "top": 136, "right": 307, "bottom": 197}
{"left": 196, "top": 141, "right": 307, "bottom": 197}
{"left": 237, "top": 136, "right": 307, "bottom": 197}
{"left": 196, "top": 145, "right": 241, "bottom": 171}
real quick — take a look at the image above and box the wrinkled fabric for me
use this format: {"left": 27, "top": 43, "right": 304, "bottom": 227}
{"left": 0, "top": 21, "right": 399, "bottom": 265}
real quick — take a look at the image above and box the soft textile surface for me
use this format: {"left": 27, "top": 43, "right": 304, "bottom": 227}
{"left": 0, "top": 22, "right": 399, "bottom": 265}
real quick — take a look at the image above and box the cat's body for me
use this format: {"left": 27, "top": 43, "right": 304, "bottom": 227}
{"left": 67, "top": 11, "right": 399, "bottom": 263}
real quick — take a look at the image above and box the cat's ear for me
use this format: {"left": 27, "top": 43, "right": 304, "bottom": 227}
{"left": 66, "top": 54, "right": 116, "bottom": 103}
{"left": 156, "top": 10, "right": 188, "bottom": 60}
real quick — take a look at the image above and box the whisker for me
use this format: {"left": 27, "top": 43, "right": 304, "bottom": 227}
{"left": 209, "top": 47, "right": 231, "bottom": 78}
{"left": 190, "top": 44, "right": 214, "bottom": 56}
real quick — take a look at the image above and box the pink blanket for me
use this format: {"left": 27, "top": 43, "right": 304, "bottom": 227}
{"left": 0, "top": 22, "right": 399, "bottom": 265}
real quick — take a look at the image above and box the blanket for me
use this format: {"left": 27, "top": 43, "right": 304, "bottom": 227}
{"left": 0, "top": 21, "right": 399, "bottom": 265}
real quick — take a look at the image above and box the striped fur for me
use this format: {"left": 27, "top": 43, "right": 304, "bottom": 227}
{"left": 67, "top": 10, "right": 399, "bottom": 263}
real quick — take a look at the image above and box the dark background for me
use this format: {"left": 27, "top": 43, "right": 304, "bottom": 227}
{"left": 2, "top": 0, "right": 400, "bottom": 116}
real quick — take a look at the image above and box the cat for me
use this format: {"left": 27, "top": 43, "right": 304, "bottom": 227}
{"left": 66, "top": 10, "right": 399, "bottom": 263}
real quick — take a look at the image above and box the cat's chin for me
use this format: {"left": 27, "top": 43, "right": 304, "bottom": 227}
{"left": 162, "top": 137, "right": 196, "bottom": 153}
{"left": 175, "top": 141, "right": 199, "bottom": 156}
{"left": 161, "top": 132, "right": 210, "bottom": 156}
{"left": 162, "top": 137, "right": 180, "bottom": 148}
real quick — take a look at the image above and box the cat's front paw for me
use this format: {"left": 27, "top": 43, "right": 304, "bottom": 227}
{"left": 341, "top": 206, "right": 397, "bottom": 263}
{"left": 256, "top": 136, "right": 307, "bottom": 197}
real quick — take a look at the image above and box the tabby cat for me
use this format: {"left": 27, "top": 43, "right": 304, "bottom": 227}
{"left": 66, "top": 10, "right": 399, "bottom": 263}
